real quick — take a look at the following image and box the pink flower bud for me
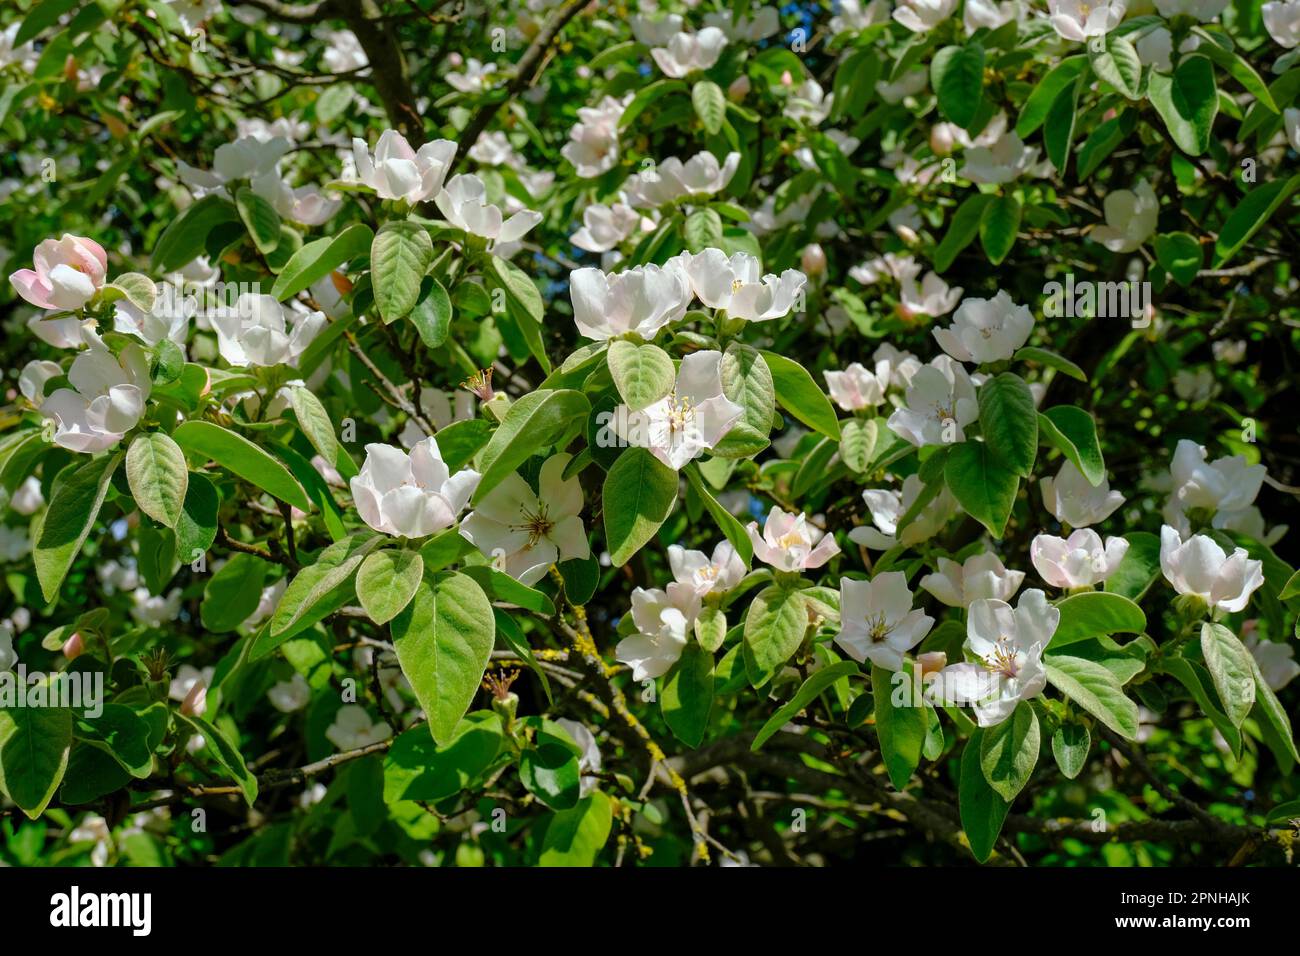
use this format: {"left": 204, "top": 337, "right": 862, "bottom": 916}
{"left": 917, "top": 651, "right": 947, "bottom": 678}
{"left": 800, "top": 243, "right": 826, "bottom": 277}
{"left": 181, "top": 681, "right": 208, "bottom": 717}
{"left": 929, "top": 124, "right": 955, "bottom": 157}
{"left": 62, "top": 632, "right": 85, "bottom": 661}
{"left": 728, "top": 75, "right": 751, "bottom": 101}
{"left": 780, "top": 70, "right": 793, "bottom": 86}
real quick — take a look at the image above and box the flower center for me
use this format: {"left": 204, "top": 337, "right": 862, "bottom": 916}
{"left": 981, "top": 636, "right": 1020, "bottom": 679}
{"left": 864, "top": 611, "right": 894, "bottom": 644}
{"left": 666, "top": 392, "right": 696, "bottom": 433}
{"left": 931, "top": 400, "right": 955, "bottom": 422}
{"left": 516, "top": 503, "right": 554, "bottom": 548}
{"left": 731, "top": 278, "right": 745, "bottom": 294}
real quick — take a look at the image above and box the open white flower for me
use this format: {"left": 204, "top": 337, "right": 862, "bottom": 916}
{"left": 785, "top": 79, "right": 834, "bottom": 125}
{"left": 899, "top": 273, "right": 963, "bottom": 320}
{"left": 873, "top": 343, "right": 923, "bottom": 390}
{"left": 1160, "top": 439, "right": 1276, "bottom": 541}
{"left": 38, "top": 343, "right": 151, "bottom": 453}
{"left": 561, "top": 95, "right": 630, "bottom": 178}
{"left": 965, "top": 0, "right": 1020, "bottom": 32}
{"left": 351, "top": 131, "right": 457, "bottom": 204}
{"left": 569, "top": 259, "right": 692, "bottom": 340}
{"left": 623, "top": 151, "right": 740, "bottom": 207}
{"left": 178, "top": 136, "right": 291, "bottom": 196}
{"left": 921, "top": 552, "right": 1025, "bottom": 608}
{"left": 851, "top": 476, "right": 960, "bottom": 550}
{"left": 825, "top": 363, "right": 887, "bottom": 411}
{"left": 1090, "top": 181, "right": 1158, "bottom": 253}
{"left": 0, "top": 622, "right": 17, "bottom": 671}
{"left": 132, "top": 587, "right": 182, "bottom": 628}
{"left": 609, "top": 350, "right": 743, "bottom": 470}
{"left": 681, "top": 248, "right": 806, "bottom": 322}
{"left": 1264, "top": 0, "right": 1300, "bottom": 47}
{"left": 447, "top": 57, "right": 497, "bottom": 93}
{"left": 959, "top": 130, "right": 1041, "bottom": 185}
{"left": 436, "top": 173, "right": 542, "bottom": 245}
{"left": 704, "top": 6, "right": 781, "bottom": 40}
{"left": 321, "top": 28, "right": 367, "bottom": 71}
{"left": 892, "top": 0, "right": 958, "bottom": 32}
{"left": 927, "top": 589, "right": 1058, "bottom": 727}
{"left": 836, "top": 572, "right": 934, "bottom": 671}
{"left": 615, "top": 583, "right": 701, "bottom": 680}
{"left": 113, "top": 290, "right": 192, "bottom": 349}
{"left": 1031, "top": 529, "right": 1129, "bottom": 589}
{"left": 1159, "top": 525, "right": 1264, "bottom": 613}
{"left": 631, "top": 12, "right": 684, "bottom": 46}
{"left": 1041, "top": 460, "right": 1125, "bottom": 528}
{"left": 669, "top": 540, "right": 746, "bottom": 596}
{"left": 1048, "top": 0, "right": 1125, "bottom": 41}
{"left": 650, "top": 27, "right": 727, "bottom": 78}
{"left": 887, "top": 355, "right": 979, "bottom": 447}
{"left": 268, "top": 673, "right": 312, "bottom": 713}
{"left": 1155, "top": 0, "right": 1228, "bottom": 19}
{"left": 747, "top": 508, "right": 840, "bottom": 572}
{"left": 350, "top": 437, "right": 481, "bottom": 539}
{"left": 211, "top": 293, "right": 324, "bottom": 367}
{"left": 932, "top": 291, "right": 1033, "bottom": 365}
{"left": 831, "top": 0, "right": 892, "bottom": 32}
{"left": 326, "top": 705, "right": 392, "bottom": 750}
{"left": 459, "top": 454, "right": 589, "bottom": 585}
{"left": 10, "top": 476, "right": 45, "bottom": 516}
{"left": 571, "top": 200, "right": 649, "bottom": 253}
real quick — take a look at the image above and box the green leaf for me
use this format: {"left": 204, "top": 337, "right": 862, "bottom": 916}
{"left": 1016, "top": 55, "right": 1088, "bottom": 137}
{"left": 1191, "top": 27, "right": 1277, "bottom": 112}
{"left": 712, "top": 342, "right": 775, "bottom": 457}
{"left": 0, "top": 703, "right": 72, "bottom": 819}
{"left": 384, "top": 713, "right": 503, "bottom": 803}
{"left": 978, "top": 372, "right": 1037, "bottom": 476}
{"left": 944, "top": 441, "right": 1018, "bottom": 537}
{"left": 662, "top": 644, "right": 714, "bottom": 748}
{"left": 35, "top": 453, "right": 122, "bottom": 603}
{"left": 979, "top": 703, "right": 1040, "bottom": 801}
{"left": 1051, "top": 591, "right": 1147, "bottom": 648}
{"left": 105, "top": 272, "right": 157, "bottom": 312}
{"left": 608, "top": 340, "right": 675, "bottom": 412}
{"left": 408, "top": 276, "right": 452, "bottom": 347}
{"left": 1248, "top": 651, "right": 1300, "bottom": 766}
{"left": 1089, "top": 32, "right": 1142, "bottom": 100}
{"left": 176, "top": 471, "right": 219, "bottom": 562}
{"left": 1104, "top": 531, "right": 1162, "bottom": 601}
{"left": 931, "top": 42, "right": 985, "bottom": 129}
{"left": 488, "top": 254, "right": 550, "bottom": 373}
{"left": 15, "top": 0, "right": 80, "bottom": 45}
{"left": 357, "top": 549, "right": 424, "bottom": 625}
{"left": 270, "top": 533, "right": 382, "bottom": 639}
{"left": 175, "top": 713, "right": 258, "bottom": 806}
{"left": 460, "top": 564, "right": 556, "bottom": 615}
{"left": 691, "top": 79, "right": 726, "bottom": 134}
{"left": 694, "top": 605, "right": 727, "bottom": 653}
{"left": 683, "top": 465, "right": 752, "bottom": 565}
{"left": 520, "top": 728, "right": 582, "bottom": 810}
{"left": 959, "top": 729, "right": 1010, "bottom": 863}
{"left": 150, "top": 195, "right": 240, "bottom": 273}
{"left": 1154, "top": 232, "right": 1203, "bottom": 287}
{"left": 201, "top": 553, "right": 268, "bottom": 632}
{"left": 1051, "top": 722, "right": 1090, "bottom": 779}
{"left": 1043, "top": 74, "right": 1082, "bottom": 172}
{"left": 872, "top": 663, "right": 928, "bottom": 790}
{"left": 1077, "top": 110, "right": 1137, "bottom": 180}
{"left": 1212, "top": 174, "right": 1300, "bottom": 267}
{"left": 174, "top": 420, "right": 311, "bottom": 511}
{"left": 235, "top": 186, "right": 281, "bottom": 255}
{"left": 684, "top": 207, "right": 724, "bottom": 251}
{"left": 839, "top": 418, "right": 878, "bottom": 472}
{"left": 539, "top": 792, "right": 614, "bottom": 866}
{"left": 1038, "top": 405, "right": 1105, "bottom": 486}
{"left": 761, "top": 350, "right": 840, "bottom": 440}
{"left": 752, "top": 661, "right": 859, "bottom": 750}
{"left": 372, "top": 220, "right": 434, "bottom": 323}
{"left": 126, "top": 432, "right": 189, "bottom": 528}
{"left": 603, "top": 447, "right": 678, "bottom": 566}
{"left": 1013, "top": 346, "right": 1086, "bottom": 382}
{"left": 473, "top": 389, "right": 591, "bottom": 501}
{"left": 75, "top": 704, "right": 154, "bottom": 779}
{"left": 391, "top": 572, "right": 496, "bottom": 746}
{"left": 1200, "top": 622, "right": 1255, "bottom": 730}
{"left": 1147, "top": 55, "right": 1218, "bottom": 156}
{"left": 287, "top": 385, "right": 339, "bottom": 467}
{"left": 978, "top": 194, "right": 1021, "bottom": 266}
{"left": 934, "top": 193, "right": 993, "bottom": 272}
{"left": 743, "top": 585, "right": 808, "bottom": 687}
{"left": 1045, "top": 655, "right": 1139, "bottom": 739}
{"left": 270, "top": 222, "right": 373, "bottom": 301}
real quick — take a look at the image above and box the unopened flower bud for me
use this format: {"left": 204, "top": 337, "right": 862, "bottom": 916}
{"left": 181, "top": 681, "right": 208, "bottom": 717}
{"left": 929, "top": 124, "right": 955, "bottom": 157}
{"left": 62, "top": 632, "right": 85, "bottom": 661}
{"left": 728, "top": 75, "right": 751, "bottom": 101}
{"left": 917, "top": 651, "right": 947, "bottom": 678}
{"left": 801, "top": 243, "right": 826, "bottom": 277}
